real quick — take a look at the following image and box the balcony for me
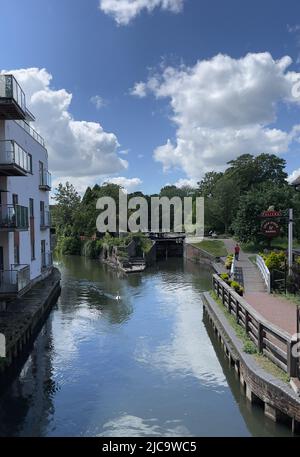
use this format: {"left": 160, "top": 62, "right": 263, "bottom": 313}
{"left": 15, "top": 120, "right": 46, "bottom": 148}
{"left": 41, "top": 252, "right": 53, "bottom": 271}
{"left": 0, "top": 140, "right": 30, "bottom": 176}
{"left": 39, "top": 170, "right": 51, "bottom": 191}
{"left": 0, "top": 264, "right": 30, "bottom": 296}
{"left": 0, "top": 205, "right": 29, "bottom": 231}
{"left": 40, "top": 210, "right": 51, "bottom": 229}
{"left": 0, "top": 75, "right": 27, "bottom": 120}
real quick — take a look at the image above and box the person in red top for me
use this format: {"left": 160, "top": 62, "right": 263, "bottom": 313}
{"left": 234, "top": 243, "right": 240, "bottom": 261}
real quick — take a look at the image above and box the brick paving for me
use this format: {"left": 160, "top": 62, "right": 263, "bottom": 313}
{"left": 221, "top": 238, "right": 298, "bottom": 336}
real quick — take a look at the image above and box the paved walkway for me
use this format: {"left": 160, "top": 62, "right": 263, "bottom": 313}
{"left": 222, "top": 239, "right": 266, "bottom": 292}
{"left": 221, "top": 238, "right": 298, "bottom": 336}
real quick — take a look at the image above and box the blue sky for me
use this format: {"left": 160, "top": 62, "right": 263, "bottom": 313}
{"left": 1, "top": 0, "right": 300, "bottom": 193}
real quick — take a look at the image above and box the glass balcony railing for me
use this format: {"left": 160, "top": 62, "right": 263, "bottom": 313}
{"left": 15, "top": 120, "right": 46, "bottom": 148}
{"left": 0, "top": 205, "right": 29, "bottom": 230}
{"left": 41, "top": 252, "right": 53, "bottom": 270}
{"left": 0, "top": 140, "right": 30, "bottom": 174}
{"left": 40, "top": 210, "right": 51, "bottom": 228}
{"left": 0, "top": 75, "right": 26, "bottom": 117}
{"left": 0, "top": 264, "right": 30, "bottom": 294}
{"left": 39, "top": 170, "right": 52, "bottom": 190}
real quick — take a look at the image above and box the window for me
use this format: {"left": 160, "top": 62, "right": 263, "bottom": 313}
{"left": 12, "top": 194, "right": 18, "bottom": 206}
{"left": 28, "top": 154, "right": 33, "bottom": 173}
{"left": 29, "top": 198, "right": 34, "bottom": 218}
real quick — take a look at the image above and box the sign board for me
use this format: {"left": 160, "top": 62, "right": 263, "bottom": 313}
{"left": 261, "top": 220, "right": 281, "bottom": 238}
{"left": 261, "top": 210, "right": 282, "bottom": 218}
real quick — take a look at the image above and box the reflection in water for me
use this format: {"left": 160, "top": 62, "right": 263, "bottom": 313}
{"left": 0, "top": 256, "right": 293, "bottom": 437}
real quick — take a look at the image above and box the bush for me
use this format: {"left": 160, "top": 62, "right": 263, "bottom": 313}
{"left": 220, "top": 273, "right": 229, "bottom": 281}
{"left": 59, "top": 236, "right": 81, "bottom": 255}
{"left": 230, "top": 280, "right": 244, "bottom": 296}
{"left": 265, "top": 251, "right": 286, "bottom": 271}
{"left": 225, "top": 254, "right": 233, "bottom": 270}
{"left": 82, "top": 239, "right": 103, "bottom": 258}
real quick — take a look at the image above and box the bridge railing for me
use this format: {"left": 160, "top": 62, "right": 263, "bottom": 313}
{"left": 256, "top": 255, "right": 271, "bottom": 293}
{"left": 213, "top": 274, "right": 299, "bottom": 379}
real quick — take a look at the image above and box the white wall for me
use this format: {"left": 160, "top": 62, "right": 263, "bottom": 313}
{"left": 2, "top": 120, "right": 51, "bottom": 280}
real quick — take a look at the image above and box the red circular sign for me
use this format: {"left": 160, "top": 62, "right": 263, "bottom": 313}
{"left": 261, "top": 220, "right": 281, "bottom": 238}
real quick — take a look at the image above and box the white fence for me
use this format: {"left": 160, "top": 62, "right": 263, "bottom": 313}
{"left": 256, "top": 255, "right": 271, "bottom": 293}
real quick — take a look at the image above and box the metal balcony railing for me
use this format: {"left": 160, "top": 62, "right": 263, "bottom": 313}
{"left": 0, "top": 264, "right": 30, "bottom": 295}
{"left": 0, "top": 75, "right": 27, "bottom": 119}
{"left": 15, "top": 120, "right": 46, "bottom": 148}
{"left": 39, "top": 170, "right": 51, "bottom": 190}
{"left": 41, "top": 252, "right": 53, "bottom": 270}
{"left": 0, "top": 205, "right": 29, "bottom": 230}
{"left": 40, "top": 210, "right": 51, "bottom": 229}
{"left": 0, "top": 140, "right": 30, "bottom": 175}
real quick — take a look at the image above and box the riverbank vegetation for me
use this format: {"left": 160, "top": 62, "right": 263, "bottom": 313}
{"left": 51, "top": 153, "right": 300, "bottom": 256}
{"left": 192, "top": 240, "right": 227, "bottom": 257}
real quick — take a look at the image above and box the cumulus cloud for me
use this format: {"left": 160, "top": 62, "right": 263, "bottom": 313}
{"left": 104, "top": 176, "right": 143, "bottom": 192}
{"left": 130, "top": 82, "right": 148, "bottom": 98}
{"left": 2, "top": 68, "right": 127, "bottom": 184}
{"left": 132, "top": 53, "right": 300, "bottom": 179}
{"left": 173, "top": 178, "right": 198, "bottom": 188}
{"left": 90, "top": 95, "right": 106, "bottom": 109}
{"left": 51, "top": 176, "right": 142, "bottom": 199}
{"left": 99, "top": 0, "right": 184, "bottom": 25}
{"left": 288, "top": 168, "right": 300, "bottom": 183}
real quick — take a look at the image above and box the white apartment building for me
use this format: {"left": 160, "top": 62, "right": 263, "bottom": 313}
{"left": 0, "top": 74, "right": 52, "bottom": 298}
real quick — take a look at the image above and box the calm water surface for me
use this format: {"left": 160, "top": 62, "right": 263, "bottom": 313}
{"left": 0, "top": 256, "right": 293, "bottom": 437}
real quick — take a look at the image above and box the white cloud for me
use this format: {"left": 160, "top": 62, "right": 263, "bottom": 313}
{"left": 173, "top": 178, "right": 197, "bottom": 188}
{"left": 288, "top": 168, "right": 300, "bottom": 183}
{"left": 90, "top": 95, "right": 106, "bottom": 109}
{"left": 3, "top": 68, "right": 127, "bottom": 183}
{"left": 130, "top": 82, "right": 148, "bottom": 98}
{"left": 99, "top": 0, "right": 184, "bottom": 25}
{"left": 133, "top": 53, "right": 300, "bottom": 179}
{"left": 104, "top": 176, "right": 143, "bottom": 192}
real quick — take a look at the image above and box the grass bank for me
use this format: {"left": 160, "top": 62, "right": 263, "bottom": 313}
{"left": 193, "top": 240, "right": 227, "bottom": 257}
{"left": 209, "top": 291, "right": 290, "bottom": 383}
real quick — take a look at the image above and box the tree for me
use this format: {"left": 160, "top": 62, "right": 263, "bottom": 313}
{"left": 232, "top": 182, "right": 294, "bottom": 243}
{"left": 52, "top": 182, "right": 81, "bottom": 234}
{"left": 198, "top": 172, "right": 223, "bottom": 197}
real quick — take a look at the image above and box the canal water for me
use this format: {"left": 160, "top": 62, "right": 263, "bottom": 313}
{"left": 0, "top": 256, "right": 293, "bottom": 437}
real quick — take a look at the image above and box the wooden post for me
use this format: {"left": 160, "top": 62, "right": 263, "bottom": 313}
{"left": 222, "top": 285, "right": 225, "bottom": 305}
{"left": 236, "top": 300, "right": 239, "bottom": 323}
{"left": 245, "top": 311, "right": 249, "bottom": 334}
{"left": 287, "top": 337, "right": 298, "bottom": 378}
{"left": 257, "top": 323, "right": 263, "bottom": 353}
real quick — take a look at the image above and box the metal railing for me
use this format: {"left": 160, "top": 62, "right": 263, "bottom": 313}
{"left": 213, "top": 274, "right": 299, "bottom": 378}
{"left": 256, "top": 255, "right": 271, "bottom": 293}
{"left": 0, "top": 75, "right": 26, "bottom": 113}
{"left": 14, "top": 120, "right": 45, "bottom": 148}
{"left": 0, "top": 264, "right": 30, "bottom": 294}
{"left": 0, "top": 140, "right": 30, "bottom": 172}
{"left": 0, "top": 204, "right": 29, "bottom": 230}
{"left": 39, "top": 170, "right": 51, "bottom": 189}
{"left": 41, "top": 252, "right": 53, "bottom": 270}
{"left": 40, "top": 210, "right": 51, "bottom": 228}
